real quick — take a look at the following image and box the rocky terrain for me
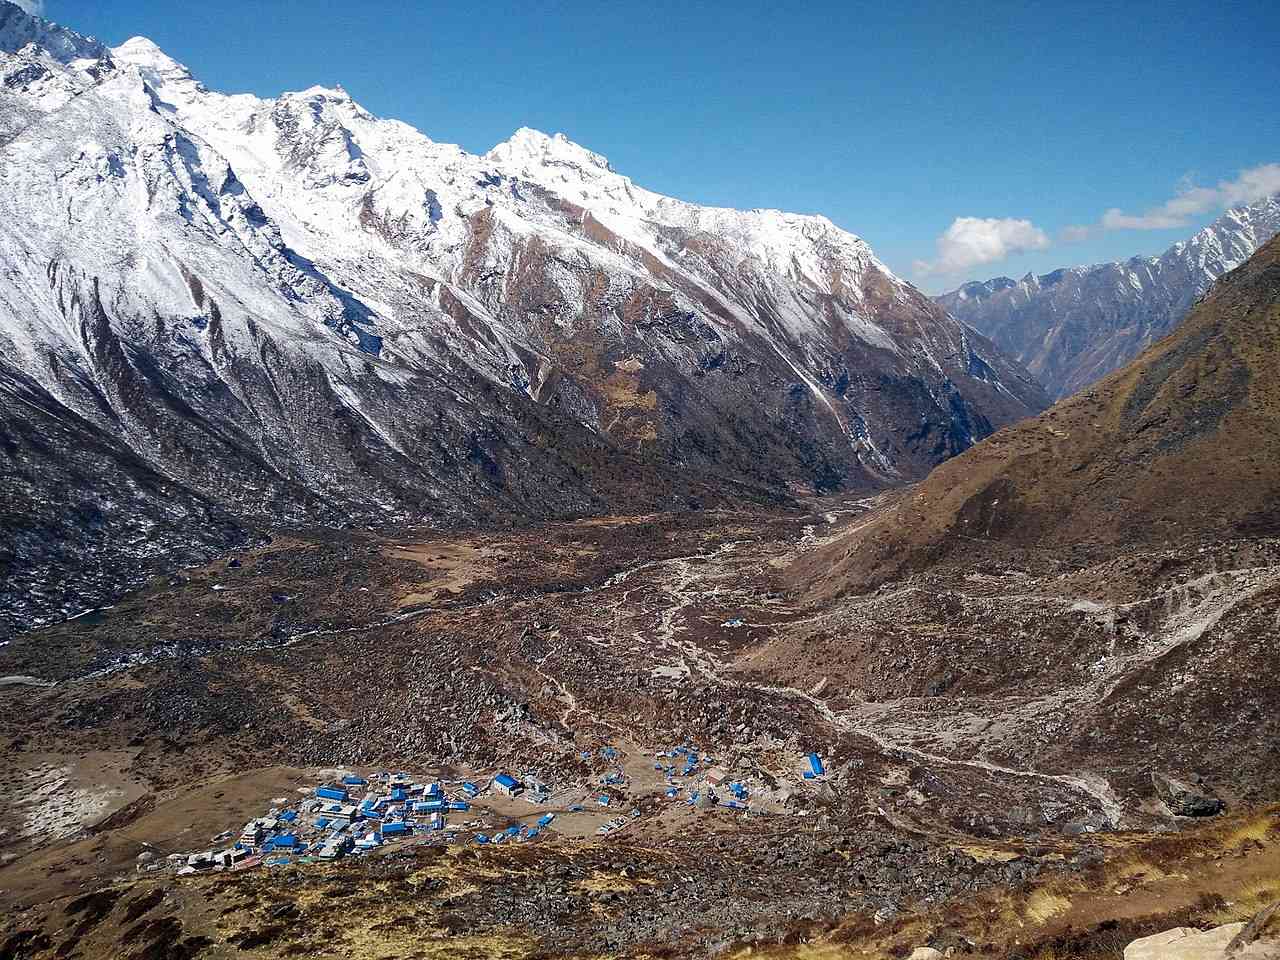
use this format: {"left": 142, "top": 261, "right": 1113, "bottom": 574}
{"left": 0, "top": 1, "right": 1046, "bottom": 640}
{"left": 1, "top": 486, "right": 1279, "bottom": 957}
{"left": 938, "top": 195, "right": 1280, "bottom": 399}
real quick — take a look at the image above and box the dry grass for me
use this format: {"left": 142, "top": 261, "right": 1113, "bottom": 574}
{"left": 741, "top": 806, "right": 1280, "bottom": 960}
{"left": 1024, "top": 889, "right": 1073, "bottom": 925}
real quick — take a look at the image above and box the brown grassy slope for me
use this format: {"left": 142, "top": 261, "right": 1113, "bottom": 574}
{"left": 797, "top": 234, "right": 1280, "bottom": 595}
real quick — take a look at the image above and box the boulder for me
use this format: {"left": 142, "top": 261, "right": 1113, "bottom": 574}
{"left": 1152, "top": 773, "right": 1224, "bottom": 817}
{"left": 907, "top": 949, "right": 944, "bottom": 960}
{"left": 1126, "top": 924, "right": 1246, "bottom": 960}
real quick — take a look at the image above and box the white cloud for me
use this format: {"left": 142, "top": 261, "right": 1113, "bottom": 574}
{"left": 1091, "top": 163, "right": 1280, "bottom": 232}
{"left": 12, "top": 0, "right": 45, "bottom": 15}
{"left": 1099, "top": 208, "right": 1188, "bottom": 231}
{"left": 914, "top": 216, "right": 1050, "bottom": 276}
{"left": 1220, "top": 163, "right": 1280, "bottom": 205}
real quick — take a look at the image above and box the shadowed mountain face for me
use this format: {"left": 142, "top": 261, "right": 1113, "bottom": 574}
{"left": 937, "top": 197, "right": 1280, "bottom": 400}
{"left": 807, "top": 233, "right": 1280, "bottom": 594}
{"left": 0, "top": 2, "right": 1046, "bottom": 636}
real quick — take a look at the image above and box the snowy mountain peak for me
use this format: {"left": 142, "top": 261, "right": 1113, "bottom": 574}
{"left": 291, "top": 83, "right": 354, "bottom": 104}
{"left": 0, "top": 1, "right": 107, "bottom": 63}
{"left": 112, "top": 35, "right": 188, "bottom": 76}
{"left": 0, "top": 3, "right": 1051, "bottom": 633}
{"left": 938, "top": 194, "right": 1280, "bottom": 399}
{"left": 487, "top": 126, "right": 613, "bottom": 174}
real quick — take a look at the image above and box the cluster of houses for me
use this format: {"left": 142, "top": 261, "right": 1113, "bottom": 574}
{"left": 170, "top": 748, "right": 830, "bottom": 874}
{"left": 175, "top": 769, "right": 541, "bottom": 874}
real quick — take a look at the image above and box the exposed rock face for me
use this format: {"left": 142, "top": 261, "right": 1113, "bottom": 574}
{"left": 0, "top": 2, "right": 1047, "bottom": 637}
{"left": 937, "top": 196, "right": 1280, "bottom": 400}
{"left": 1152, "top": 773, "right": 1224, "bottom": 818}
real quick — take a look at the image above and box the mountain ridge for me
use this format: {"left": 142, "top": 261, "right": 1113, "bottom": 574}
{"left": 807, "top": 232, "right": 1280, "bottom": 596}
{"left": 0, "top": 1, "right": 1046, "bottom": 637}
{"left": 937, "top": 196, "right": 1280, "bottom": 399}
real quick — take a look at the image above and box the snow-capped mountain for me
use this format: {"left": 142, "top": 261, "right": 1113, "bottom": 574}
{"left": 937, "top": 197, "right": 1280, "bottom": 399}
{"left": 0, "top": 2, "right": 1047, "bottom": 635}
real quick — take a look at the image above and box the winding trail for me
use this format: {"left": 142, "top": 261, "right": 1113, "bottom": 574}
{"left": 623, "top": 540, "right": 1131, "bottom": 826}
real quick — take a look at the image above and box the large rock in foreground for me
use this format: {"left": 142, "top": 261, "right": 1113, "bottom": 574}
{"left": 1125, "top": 902, "right": 1280, "bottom": 960}
{"left": 1152, "top": 773, "right": 1225, "bottom": 818}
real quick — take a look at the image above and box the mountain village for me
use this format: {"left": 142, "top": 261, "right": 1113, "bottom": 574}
{"left": 168, "top": 748, "right": 831, "bottom": 875}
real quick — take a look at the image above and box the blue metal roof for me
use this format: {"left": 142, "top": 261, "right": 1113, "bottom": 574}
{"left": 494, "top": 773, "right": 519, "bottom": 788}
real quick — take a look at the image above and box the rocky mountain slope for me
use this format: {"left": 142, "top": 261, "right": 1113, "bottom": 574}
{"left": 0, "top": 2, "right": 1046, "bottom": 637}
{"left": 808, "top": 232, "right": 1280, "bottom": 592}
{"left": 938, "top": 196, "right": 1280, "bottom": 399}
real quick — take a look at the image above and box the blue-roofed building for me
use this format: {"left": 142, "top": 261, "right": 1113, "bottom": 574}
{"left": 315, "top": 786, "right": 348, "bottom": 802}
{"left": 536, "top": 813, "right": 555, "bottom": 827}
{"left": 342, "top": 776, "right": 367, "bottom": 786}
{"left": 461, "top": 782, "right": 480, "bottom": 796}
{"left": 492, "top": 773, "right": 523, "bottom": 797}
{"left": 474, "top": 833, "right": 490, "bottom": 844}
{"left": 807, "top": 753, "right": 825, "bottom": 777}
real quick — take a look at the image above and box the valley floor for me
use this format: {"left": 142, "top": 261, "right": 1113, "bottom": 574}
{"left": 1, "top": 498, "right": 1278, "bottom": 958}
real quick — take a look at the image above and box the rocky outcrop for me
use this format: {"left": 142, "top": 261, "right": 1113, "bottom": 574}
{"left": 1152, "top": 773, "right": 1225, "bottom": 818}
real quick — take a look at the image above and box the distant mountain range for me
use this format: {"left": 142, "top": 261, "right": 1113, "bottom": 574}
{"left": 937, "top": 196, "right": 1280, "bottom": 399}
{"left": 0, "top": 1, "right": 1046, "bottom": 635}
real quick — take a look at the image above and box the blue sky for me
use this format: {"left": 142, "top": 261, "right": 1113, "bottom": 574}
{"left": 36, "top": 0, "right": 1280, "bottom": 292}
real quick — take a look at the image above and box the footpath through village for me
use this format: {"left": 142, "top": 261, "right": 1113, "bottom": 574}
{"left": 163, "top": 746, "right": 832, "bottom": 874}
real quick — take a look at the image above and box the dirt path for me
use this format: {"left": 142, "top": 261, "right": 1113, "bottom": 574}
{"left": 591, "top": 533, "right": 1133, "bottom": 826}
